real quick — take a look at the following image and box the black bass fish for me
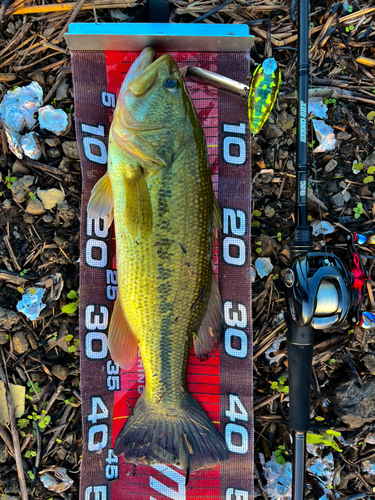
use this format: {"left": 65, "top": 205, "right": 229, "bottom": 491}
{"left": 87, "top": 47, "right": 228, "bottom": 478}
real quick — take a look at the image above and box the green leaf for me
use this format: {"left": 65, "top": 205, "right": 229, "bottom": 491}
{"left": 252, "top": 210, "right": 262, "bottom": 217}
{"left": 278, "top": 445, "right": 285, "bottom": 451}
{"left": 67, "top": 290, "right": 78, "bottom": 299}
{"left": 315, "top": 416, "right": 325, "bottom": 421}
{"left": 367, "top": 111, "right": 375, "bottom": 121}
{"left": 364, "top": 176, "right": 374, "bottom": 184}
{"left": 67, "top": 345, "right": 76, "bottom": 353}
{"left": 282, "top": 385, "right": 289, "bottom": 394}
{"left": 255, "top": 248, "right": 262, "bottom": 254}
{"left": 354, "top": 213, "right": 361, "bottom": 219}
{"left": 270, "top": 381, "right": 278, "bottom": 390}
{"left": 368, "top": 166, "right": 375, "bottom": 174}
{"left": 62, "top": 302, "right": 78, "bottom": 314}
{"left": 25, "top": 450, "right": 31, "bottom": 458}
{"left": 279, "top": 376, "right": 287, "bottom": 385}
{"left": 64, "top": 334, "right": 73, "bottom": 342}
{"left": 251, "top": 221, "right": 260, "bottom": 228}
{"left": 17, "top": 419, "right": 29, "bottom": 429}
{"left": 275, "top": 455, "right": 286, "bottom": 464}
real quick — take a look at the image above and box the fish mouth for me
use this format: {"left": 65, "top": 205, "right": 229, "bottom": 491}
{"left": 128, "top": 53, "right": 180, "bottom": 96}
{"left": 122, "top": 46, "right": 156, "bottom": 90}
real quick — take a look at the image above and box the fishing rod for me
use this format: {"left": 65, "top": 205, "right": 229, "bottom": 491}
{"left": 285, "top": 0, "right": 375, "bottom": 498}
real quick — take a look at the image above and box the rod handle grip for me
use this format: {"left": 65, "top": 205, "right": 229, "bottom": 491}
{"left": 285, "top": 313, "right": 315, "bottom": 433}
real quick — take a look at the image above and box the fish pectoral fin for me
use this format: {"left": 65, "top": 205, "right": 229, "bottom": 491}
{"left": 108, "top": 297, "right": 138, "bottom": 370}
{"left": 87, "top": 172, "right": 114, "bottom": 226}
{"left": 194, "top": 272, "right": 222, "bottom": 359}
{"left": 124, "top": 166, "right": 153, "bottom": 238}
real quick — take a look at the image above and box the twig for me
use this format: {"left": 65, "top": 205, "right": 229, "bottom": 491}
{"left": 33, "top": 421, "right": 41, "bottom": 469}
{"left": 192, "top": 0, "right": 236, "bottom": 23}
{"left": 0, "top": 365, "right": 28, "bottom": 500}
{"left": 0, "top": 423, "right": 14, "bottom": 455}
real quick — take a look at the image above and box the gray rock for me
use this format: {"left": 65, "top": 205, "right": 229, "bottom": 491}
{"left": 23, "top": 213, "right": 34, "bottom": 224}
{"left": 25, "top": 199, "right": 46, "bottom": 216}
{"left": 10, "top": 175, "right": 35, "bottom": 203}
{"left": 33, "top": 70, "right": 46, "bottom": 88}
{"left": 277, "top": 110, "right": 295, "bottom": 130}
{"left": 58, "top": 201, "right": 76, "bottom": 228}
{"left": 364, "top": 354, "right": 375, "bottom": 375}
{"left": 13, "top": 331, "right": 29, "bottom": 354}
{"left": 278, "top": 149, "right": 288, "bottom": 160}
{"left": 326, "top": 180, "right": 339, "bottom": 195}
{"left": 358, "top": 186, "right": 372, "bottom": 197}
{"left": 0, "top": 307, "right": 19, "bottom": 331}
{"left": 325, "top": 159, "right": 338, "bottom": 173}
{"left": 47, "top": 147, "right": 62, "bottom": 159}
{"left": 331, "top": 192, "right": 345, "bottom": 207}
{"left": 264, "top": 205, "right": 275, "bottom": 218}
{"left": 55, "top": 79, "right": 69, "bottom": 101}
{"left": 286, "top": 160, "right": 295, "bottom": 171}
{"left": 364, "top": 150, "right": 375, "bottom": 168}
{"left": 42, "top": 214, "right": 54, "bottom": 224}
{"left": 62, "top": 141, "right": 80, "bottom": 159}
{"left": 37, "top": 188, "right": 65, "bottom": 210}
{"left": 2, "top": 199, "right": 11, "bottom": 210}
{"left": 59, "top": 157, "right": 70, "bottom": 173}
{"left": 45, "top": 137, "right": 60, "bottom": 147}
{"left": 263, "top": 123, "right": 283, "bottom": 139}
{"left": 110, "top": 8, "right": 131, "bottom": 21}
{"left": 337, "top": 131, "right": 352, "bottom": 141}
{"left": 342, "top": 190, "right": 351, "bottom": 203}
{"left": 332, "top": 379, "right": 375, "bottom": 428}
{"left": 0, "top": 331, "right": 8, "bottom": 344}
{"left": 12, "top": 160, "right": 30, "bottom": 175}
{"left": 51, "top": 364, "right": 70, "bottom": 380}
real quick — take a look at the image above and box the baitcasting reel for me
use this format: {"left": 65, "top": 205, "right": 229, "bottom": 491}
{"left": 284, "top": 232, "right": 374, "bottom": 331}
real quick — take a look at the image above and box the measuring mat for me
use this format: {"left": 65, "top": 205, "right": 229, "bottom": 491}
{"left": 67, "top": 23, "right": 253, "bottom": 500}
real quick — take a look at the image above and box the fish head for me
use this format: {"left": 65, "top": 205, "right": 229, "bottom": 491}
{"left": 112, "top": 48, "right": 199, "bottom": 170}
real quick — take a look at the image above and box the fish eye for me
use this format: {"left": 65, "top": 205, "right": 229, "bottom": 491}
{"left": 164, "top": 78, "right": 178, "bottom": 92}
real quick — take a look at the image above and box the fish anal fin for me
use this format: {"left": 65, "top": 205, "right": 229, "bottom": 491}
{"left": 194, "top": 272, "right": 222, "bottom": 359}
{"left": 108, "top": 297, "right": 138, "bottom": 370}
{"left": 87, "top": 173, "right": 114, "bottom": 226}
{"left": 124, "top": 167, "right": 152, "bottom": 238}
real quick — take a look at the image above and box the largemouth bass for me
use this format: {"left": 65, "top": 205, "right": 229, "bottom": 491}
{"left": 87, "top": 47, "right": 229, "bottom": 476}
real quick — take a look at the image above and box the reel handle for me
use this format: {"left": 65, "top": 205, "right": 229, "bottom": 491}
{"left": 285, "top": 312, "right": 315, "bottom": 432}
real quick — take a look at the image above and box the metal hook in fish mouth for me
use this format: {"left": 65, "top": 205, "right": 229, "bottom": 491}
{"left": 180, "top": 66, "right": 249, "bottom": 99}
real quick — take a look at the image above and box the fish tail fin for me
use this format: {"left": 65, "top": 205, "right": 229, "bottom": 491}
{"left": 113, "top": 392, "right": 229, "bottom": 477}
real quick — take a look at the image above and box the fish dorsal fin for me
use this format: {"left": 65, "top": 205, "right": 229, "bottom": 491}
{"left": 108, "top": 297, "right": 138, "bottom": 370}
{"left": 194, "top": 272, "right": 222, "bottom": 359}
{"left": 124, "top": 166, "right": 153, "bottom": 237}
{"left": 87, "top": 173, "right": 114, "bottom": 226}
